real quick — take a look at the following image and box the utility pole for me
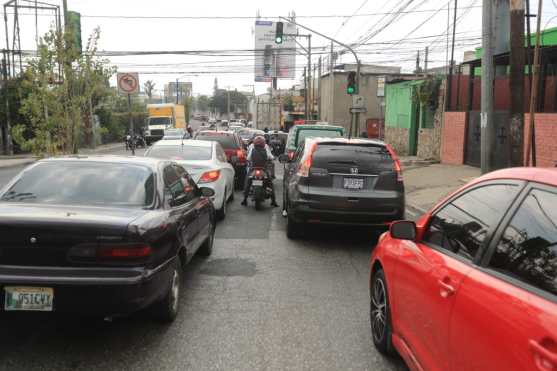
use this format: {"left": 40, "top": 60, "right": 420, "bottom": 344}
{"left": 526, "top": 0, "right": 544, "bottom": 166}
{"left": 318, "top": 56, "right": 322, "bottom": 120}
{"left": 481, "top": 0, "right": 495, "bottom": 174}
{"left": 307, "top": 34, "right": 312, "bottom": 120}
{"left": 509, "top": 0, "right": 525, "bottom": 167}
{"left": 446, "top": 0, "right": 458, "bottom": 109}
{"left": 303, "top": 67, "right": 308, "bottom": 120}
{"left": 1, "top": 54, "right": 12, "bottom": 155}
{"left": 227, "top": 89, "right": 231, "bottom": 121}
{"left": 424, "top": 46, "right": 429, "bottom": 74}
{"left": 415, "top": 50, "right": 420, "bottom": 74}
{"left": 176, "top": 79, "right": 179, "bottom": 104}
{"left": 525, "top": 0, "right": 536, "bottom": 165}
{"left": 330, "top": 42, "right": 334, "bottom": 123}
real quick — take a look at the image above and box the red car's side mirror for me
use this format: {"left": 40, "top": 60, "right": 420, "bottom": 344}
{"left": 390, "top": 220, "right": 417, "bottom": 241}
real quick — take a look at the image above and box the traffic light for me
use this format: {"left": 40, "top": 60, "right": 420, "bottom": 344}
{"left": 346, "top": 71, "right": 357, "bottom": 95}
{"left": 275, "top": 22, "right": 284, "bottom": 44}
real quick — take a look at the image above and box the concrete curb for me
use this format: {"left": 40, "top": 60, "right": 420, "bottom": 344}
{"left": 0, "top": 143, "right": 125, "bottom": 170}
{"left": 0, "top": 158, "right": 37, "bottom": 170}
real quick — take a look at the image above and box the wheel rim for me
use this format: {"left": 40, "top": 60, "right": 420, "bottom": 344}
{"left": 371, "top": 277, "right": 387, "bottom": 343}
{"left": 170, "top": 269, "right": 179, "bottom": 313}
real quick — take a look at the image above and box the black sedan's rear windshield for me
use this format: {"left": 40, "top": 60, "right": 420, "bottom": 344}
{"left": 0, "top": 162, "right": 155, "bottom": 207}
{"left": 196, "top": 134, "right": 238, "bottom": 149}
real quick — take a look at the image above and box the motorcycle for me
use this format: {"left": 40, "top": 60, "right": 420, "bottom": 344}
{"left": 133, "top": 135, "right": 146, "bottom": 148}
{"left": 248, "top": 167, "right": 273, "bottom": 210}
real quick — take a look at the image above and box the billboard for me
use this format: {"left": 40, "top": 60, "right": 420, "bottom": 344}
{"left": 254, "top": 20, "right": 296, "bottom": 82}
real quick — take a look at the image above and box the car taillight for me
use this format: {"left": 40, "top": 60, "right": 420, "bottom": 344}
{"left": 385, "top": 144, "right": 403, "bottom": 182}
{"left": 297, "top": 142, "right": 317, "bottom": 177}
{"left": 199, "top": 170, "right": 221, "bottom": 183}
{"left": 69, "top": 243, "right": 152, "bottom": 260}
{"left": 288, "top": 151, "right": 295, "bottom": 160}
{"left": 237, "top": 149, "right": 246, "bottom": 160}
{"left": 98, "top": 244, "right": 152, "bottom": 259}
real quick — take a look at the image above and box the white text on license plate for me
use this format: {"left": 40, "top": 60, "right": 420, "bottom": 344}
{"left": 252, "top": 180, "right": 263, "bottom": 186}
{"left": 4, "top": 287, "right": 54, "bottom": 311}
{"left": 344, "top": 178, "right": 364, "bottom": 189}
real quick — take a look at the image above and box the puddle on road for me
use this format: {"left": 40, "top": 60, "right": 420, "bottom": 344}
{"left": 200, "top": 258, "right": 257, "bottom": 277}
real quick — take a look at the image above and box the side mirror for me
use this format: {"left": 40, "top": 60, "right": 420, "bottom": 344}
{"left": 200, "top": 187, "right": 215, "bottom": 198}
{"left": 278, "top": 154, "right": 289, "bottom": 164}
{"left": 390, "top": 220, "right": 417, "bottom": 241}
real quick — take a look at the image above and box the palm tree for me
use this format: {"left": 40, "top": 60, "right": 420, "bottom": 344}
{"left": 144, "top": 80, "right": 156, "bottom": 102}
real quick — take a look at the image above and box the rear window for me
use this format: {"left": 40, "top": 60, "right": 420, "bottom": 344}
{"left": 312, "top": 144, "right": 394, "bottom": 173}
{"left": 196, "top": 134, "right": 238, "bottom": 149}
{"left": 1, "top": 162, "right": 155, "bottom": 207}
{"left": 296, "top": 129, "right": 342, "bottom": 146}
{"left": 147, "top": 145, "right": 212, "bottom": 161}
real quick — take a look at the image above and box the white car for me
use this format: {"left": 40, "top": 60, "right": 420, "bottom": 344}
{"left": 145, "top": 140, "right": 235, "bottom": 220}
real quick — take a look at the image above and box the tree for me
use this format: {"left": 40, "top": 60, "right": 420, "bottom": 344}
{"left": 195, "top": 95, "right": 211, "bottom": 112}
{"left": 12, "top": 26, "right": 114, "bottom": 156}
{"left": 210, "top": 89, "right": 248, "bottom": 116}
{"left": 144, "top": 80, "right": 156, "bottom": 102}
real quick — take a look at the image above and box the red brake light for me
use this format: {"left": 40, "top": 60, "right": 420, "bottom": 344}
{"left": 385, "top": 144, "right": 403, "bottom": 182}
{"left": 97, "top": 244, "right": 152, "bottom": 259}
{"left": 199, "top": 170, "right": 221, "bottom": 183}
{"left": 297, "top": 142, "right": 317, "bottom": 177}
{"left": 255, "top": 169, "right": 262, "bottom": 177}
{"left": 288, "top": 151, "right": 294, "bottom": 160}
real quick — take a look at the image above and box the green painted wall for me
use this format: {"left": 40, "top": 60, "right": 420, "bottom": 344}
{"left": 475, "top": 26, "right": 557, "bottom": 59}
{"left": 385, "top": 81, "right": 416, "bottom": 129}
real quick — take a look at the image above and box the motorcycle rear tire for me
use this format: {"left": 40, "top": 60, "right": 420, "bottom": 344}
{"left": 254, "top": 187, "right": 264, "bottom": 211}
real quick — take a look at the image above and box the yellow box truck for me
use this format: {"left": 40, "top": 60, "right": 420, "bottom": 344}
{"left": 145, "top": 103, "right": 187, "bottom": 144}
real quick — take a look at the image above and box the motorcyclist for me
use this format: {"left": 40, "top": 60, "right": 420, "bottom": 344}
{"left": 241, "top": 135, "right": 278, "bottom": 207}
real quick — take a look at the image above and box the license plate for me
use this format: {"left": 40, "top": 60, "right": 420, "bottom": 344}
{"left": 252, "top": 180, "right": 263, "bottom": 186}
{"left": 344, "top": 177, "right": 364, "bottom": 190}
{"left": 4, "top": 287, "right": 54, "bottom": 311}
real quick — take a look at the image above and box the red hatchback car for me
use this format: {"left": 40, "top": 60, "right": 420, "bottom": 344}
{"left": 370, "top": 167, "right": 557, "bottom": 371}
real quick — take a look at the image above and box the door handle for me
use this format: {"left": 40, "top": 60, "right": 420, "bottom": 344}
{"left": 529, "top": 339, "right": 557, "bottom": 371}
{"left": 438, "top": 279, "right": 456, "bottom": 298}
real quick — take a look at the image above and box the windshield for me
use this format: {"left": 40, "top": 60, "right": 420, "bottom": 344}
{"left": 147, "top": 145, "right": 212, "bottom": 160}
{"left": 195, "top": 134, "right": 237, "bottom": 149}
{"left": 0, "top": 162, "right": 155, "bottom": 207}
{"left": 164, "top": 129, "right": 184, "bottom": 136}
{"left": 149, "top": 117, "right": 171, "bottom": 126}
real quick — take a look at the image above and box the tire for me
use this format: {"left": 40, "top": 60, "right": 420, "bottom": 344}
{"left": 254, "top": 187, "right": 264, "bottom": 211}
{"left": 217, "top": 188, "right": 227, "bottom": 220}
{"left": 151, "top": 260, "right": 181, "bottom": 323}
{"left": 198, "top": 221, "right": 215, "bottom": 257}
{"left": 286, "top": 212, "right": 300, "bottom": 239}
{"left": 229, "top": 187, "right": 235, "bottom": 201}
{"left": 370, "top": 269, "right": 395, "bottom": 356}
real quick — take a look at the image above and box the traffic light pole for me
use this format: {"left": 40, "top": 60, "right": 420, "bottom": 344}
{"left": 279, "top": 17, "right": 361, "bottom": 136}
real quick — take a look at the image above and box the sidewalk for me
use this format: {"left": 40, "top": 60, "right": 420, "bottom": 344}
{"left": 0, "top": 142, "right": 124, "bottom": 169}
{"left": 404, "top": 163, "right": 481, "bottom": 216}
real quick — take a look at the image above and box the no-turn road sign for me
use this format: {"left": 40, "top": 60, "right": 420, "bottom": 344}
{"left": 117, "top": 72, "right": 140, "bottom": 95}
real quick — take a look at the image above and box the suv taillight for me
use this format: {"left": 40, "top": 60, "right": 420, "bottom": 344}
{"left": 297, "top": 142, "right": 317, "bottom": 177}
{"left": 385, "top": 144, "right": 403, "bottom": 182}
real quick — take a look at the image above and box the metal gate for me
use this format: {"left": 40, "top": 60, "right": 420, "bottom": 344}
{"left": 465, "top": 111, "right": 511, "bottom": 169}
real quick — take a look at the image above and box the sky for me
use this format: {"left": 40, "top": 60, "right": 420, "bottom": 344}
{"left": 3, "top": 0, "right": 557, "bottom": 96}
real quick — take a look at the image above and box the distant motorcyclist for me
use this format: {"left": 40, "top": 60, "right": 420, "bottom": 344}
{"left": 241, "top": 135, "right": 278, "bottom": 207}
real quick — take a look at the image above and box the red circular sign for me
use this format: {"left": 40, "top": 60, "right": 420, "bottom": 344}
{"left": 118, "top": 73, "right": 139, "bottom": 93}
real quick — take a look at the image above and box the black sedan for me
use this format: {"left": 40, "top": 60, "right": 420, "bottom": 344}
{"left": 0, "top": 156, "right": 216, "bottom": 322}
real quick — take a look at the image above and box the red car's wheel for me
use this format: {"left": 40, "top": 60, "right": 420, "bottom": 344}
{"left": 370, "top": 269, "right": 395, "bottom": 355}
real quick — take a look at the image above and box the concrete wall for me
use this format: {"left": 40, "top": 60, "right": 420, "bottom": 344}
{"left": 385, "top": 127, "right": 410, "bottom": 156}
{"left": 320, "top": 73, "right": 386, "bottom": 134}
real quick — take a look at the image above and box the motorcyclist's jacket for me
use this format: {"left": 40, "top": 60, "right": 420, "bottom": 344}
{"left": 247, "top": 143, "right": 275, "bottom": 166}
{"left": 250, "top": 146, "right": 269, "bottom": 168}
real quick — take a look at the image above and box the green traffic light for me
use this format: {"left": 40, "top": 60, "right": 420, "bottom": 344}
{"left": 275, "top": 36, "right": 283, "bottom": 44}
{"left": 347, "top": 86, "right": 355, "bottom": 94}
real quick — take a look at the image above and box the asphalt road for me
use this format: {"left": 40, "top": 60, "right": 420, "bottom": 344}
{"left": 0, "top": 145, "right": 407, "bottom": 371}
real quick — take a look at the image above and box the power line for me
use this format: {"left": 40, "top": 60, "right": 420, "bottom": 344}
{"left": 0, "top": 5, "right": 483, "bottom": 20}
